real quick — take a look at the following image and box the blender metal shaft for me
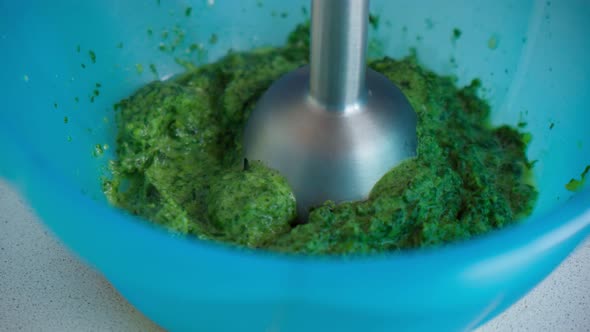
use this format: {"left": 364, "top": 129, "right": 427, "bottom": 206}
{"left": 243, "top": 0, "right": 417, "bottom": 218}
{"left": 310, "top": 0, "right": 369, "bottom": 111}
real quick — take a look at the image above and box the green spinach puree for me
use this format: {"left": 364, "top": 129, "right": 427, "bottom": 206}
{"left": 103, "top": 23, "right": 537, "bottom": 254}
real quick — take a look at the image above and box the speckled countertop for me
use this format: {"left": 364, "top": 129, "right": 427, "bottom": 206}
{"left": 1, "top": 180, "right": 589, "bottom": 332}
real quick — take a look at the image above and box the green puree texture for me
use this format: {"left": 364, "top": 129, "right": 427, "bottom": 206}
{"left": 104, "top": 23, "right": 537, "bottom": 254}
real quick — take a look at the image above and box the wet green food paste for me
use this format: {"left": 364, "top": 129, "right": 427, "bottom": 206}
{"left": 104, "top": 24, "right": 537, "bottom": 254}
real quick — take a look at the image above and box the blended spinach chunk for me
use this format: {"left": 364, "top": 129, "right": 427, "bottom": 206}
{"left": 207, "top": 160, "right": 296, "bottom": 247}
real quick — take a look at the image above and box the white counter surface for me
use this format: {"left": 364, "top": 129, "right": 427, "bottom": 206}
{"left": 1, "top": 180, "right": 588, "bottom": 331}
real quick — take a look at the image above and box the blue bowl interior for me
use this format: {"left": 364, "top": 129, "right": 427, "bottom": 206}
{"left": 1, "top": 0, "right": 589, "bottom": 331}
{"left": 2, "top": 0, "right": 588, "bottom": 212}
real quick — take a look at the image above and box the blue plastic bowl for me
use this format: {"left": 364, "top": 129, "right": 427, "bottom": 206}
{"left": 1, "top": 0, "right": 589, "bottom": 331}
